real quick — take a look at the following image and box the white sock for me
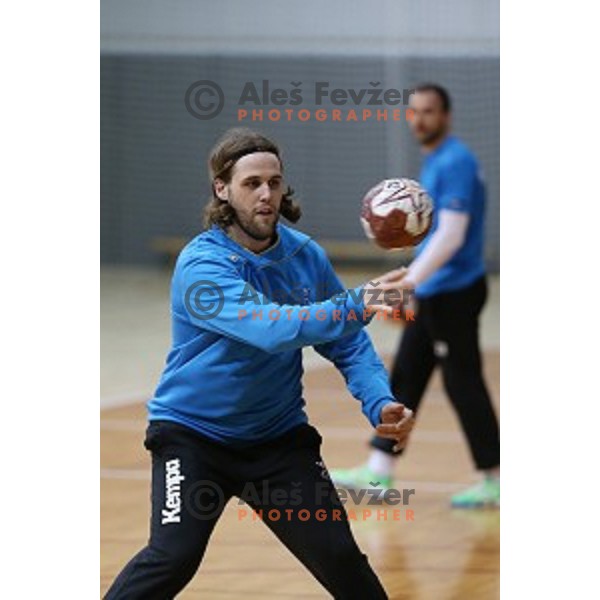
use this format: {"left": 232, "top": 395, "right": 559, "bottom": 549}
{"left": 367, "top": 449, "right": 396, "bottom": 477}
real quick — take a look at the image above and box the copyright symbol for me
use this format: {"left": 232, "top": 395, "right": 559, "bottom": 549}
{"left": 184, "top": 80, "right": 224, "bottom": 120}
{"left": 184, "top": 280, "right": 224, "bottom": 321}
{"left": 185, "top": 480, "right": 226, "bottom": 521}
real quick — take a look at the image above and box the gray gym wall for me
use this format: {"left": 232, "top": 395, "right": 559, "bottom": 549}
{"left": 101, "top": 0, "right": 499, "bottom": 269}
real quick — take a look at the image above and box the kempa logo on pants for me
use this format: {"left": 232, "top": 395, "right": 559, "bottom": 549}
{"left": 162, "top": 458, "right": 185, "bottom": 525}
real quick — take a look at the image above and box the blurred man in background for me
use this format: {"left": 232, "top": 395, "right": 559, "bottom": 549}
{"left": 332, "top": 84, "right": 500, "bottom": 508}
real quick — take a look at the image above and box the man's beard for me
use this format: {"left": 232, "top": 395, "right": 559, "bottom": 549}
{"left": 417, "top": 126, "right": 446, "bottom": 146}
{"left": 231, "top": 204, "right": 280, "bottom": 242}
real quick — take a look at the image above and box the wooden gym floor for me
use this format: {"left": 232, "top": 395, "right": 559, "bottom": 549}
{"left": 101, "top": 268, "right": 499, "bottom": 599}
{"left": 100, "top": 267, "right": 500, "bottom": 600}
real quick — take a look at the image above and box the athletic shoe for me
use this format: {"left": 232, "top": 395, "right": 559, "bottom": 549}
{"left": 329, "top": 464, "right": 393, "bottom": 493}
{"left": 451, "top": 478, "right": 500, "bottom": 508}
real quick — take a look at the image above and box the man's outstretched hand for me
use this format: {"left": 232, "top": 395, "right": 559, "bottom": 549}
{"left": 376, "top": 402, "right": 415, "bottom": 452}
{"left": 362, "top": 267, "right": 416, "bottom": 316}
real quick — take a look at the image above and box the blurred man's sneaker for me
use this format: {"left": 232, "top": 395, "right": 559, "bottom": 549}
{"left": 330, "top": 465, "right": 393, "bottom": 492}
{"left": 451, "top": 478, "right": 500, "bottom": 508}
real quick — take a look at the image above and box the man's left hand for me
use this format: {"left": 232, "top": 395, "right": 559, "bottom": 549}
{"left": 376, "top": 402, "right": 415, "bottom": 452}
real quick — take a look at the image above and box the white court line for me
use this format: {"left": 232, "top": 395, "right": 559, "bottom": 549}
{"left": 100, "top": 350, "right": 359, "bottom": 409}
{"left": 101, "top": 468, "right": 150, "bottom": 480}
{"left": 100, "top": 391, "right": 152, "bottom": 410}
{"left": 319, "top": 427, "right": 462, "bottom": 443}
{"left": 101, "top": 418, "right": 145, "bottom": 430}
{"left": 100, "top": 384, "right": 446, "bottom": 411}
{"left": 100, "top": 467, "right": 469, "bottom": 493}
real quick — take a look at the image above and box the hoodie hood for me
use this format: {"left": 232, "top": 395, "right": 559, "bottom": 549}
{"left": 201, "top": 223, "right": 314, "bottom": 269}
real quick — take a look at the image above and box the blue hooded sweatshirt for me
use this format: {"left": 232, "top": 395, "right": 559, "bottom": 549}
{"left": 147, "top": 223, "right": 395, "bottom": 445}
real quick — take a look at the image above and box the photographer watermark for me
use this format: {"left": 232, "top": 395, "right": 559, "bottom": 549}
{"left": 184, "top": 79, "right": 416, "bottom": 122}
{"left": 184, "top": 80, "right": 225, "bottom": 120}
{"left": 238, "top": 506, "right": 415, "bottom": 523}
{"left": 172, "top": 476, "right": 417, "bottom": 524}
{"left": 183, "top": 279, "right": 415, "bottom": 322}
{"left": 184, "top": 280, "right": 225, "bottom": 321}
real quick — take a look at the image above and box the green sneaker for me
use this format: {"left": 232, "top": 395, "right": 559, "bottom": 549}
{"left": 451, "top": 478, "right": 500, "bottom": 508}
{"left": 329, "top": 464, "right": 393, "bottom": 493}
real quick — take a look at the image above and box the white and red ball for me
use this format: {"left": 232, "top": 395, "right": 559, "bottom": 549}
{"left": 360, "top": 178, "right": 433, "bottom": 250}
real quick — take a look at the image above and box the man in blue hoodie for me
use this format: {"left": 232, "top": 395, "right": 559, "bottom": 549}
{"left": 105, "top": 128, "right": 415, "bottom": 599}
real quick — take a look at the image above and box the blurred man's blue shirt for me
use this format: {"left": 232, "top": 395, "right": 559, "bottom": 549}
{"left": 415, "top": 135, "right": 486, "bottom": 298}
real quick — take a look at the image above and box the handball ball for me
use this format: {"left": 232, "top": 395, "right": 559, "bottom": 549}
{"left": 360, "top": 178, "right": 433, "bottom": 250}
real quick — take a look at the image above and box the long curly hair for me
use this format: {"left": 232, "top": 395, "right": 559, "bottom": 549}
{"left": 203, "top": 128, "right": 302, "bottom": 229}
